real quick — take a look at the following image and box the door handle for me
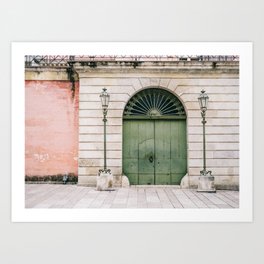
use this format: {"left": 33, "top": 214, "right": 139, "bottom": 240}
{"left": 149, "top": 156, "right": 153, "bottom": 163}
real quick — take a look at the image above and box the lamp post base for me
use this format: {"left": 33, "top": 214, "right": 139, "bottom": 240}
{"left": 197, "top": 175, "right": 216, "bottom": 193}
{"left": 97, "top": 170, "right": 113, "bottom": 191}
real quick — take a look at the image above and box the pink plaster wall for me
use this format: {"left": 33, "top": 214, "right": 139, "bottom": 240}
{"left": 25, "top": 80, "right": 79, "bottom": 177}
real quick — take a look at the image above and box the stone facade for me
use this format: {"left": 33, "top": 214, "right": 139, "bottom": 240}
{"left": 25, "top": 57, "right": 239, "bottom": 190}
{"left": 73, "top": 59, "right": 239, "bottom": 190}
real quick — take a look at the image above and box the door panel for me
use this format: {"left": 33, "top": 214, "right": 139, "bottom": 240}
{"left": 138, "top": 121, "right": 155, "bottom": 184}
{"left": 155, "top": 121, "right": 171, "bottom": 184}
{"left": 170, "top": 120, "right": 187, "bottom": 184}
{"left": 123, "top": 121, "right": 139, "bottom": 184}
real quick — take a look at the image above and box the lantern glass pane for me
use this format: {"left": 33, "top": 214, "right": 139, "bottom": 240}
{"left": 198, "top": 98, "right": 202, "bottom": 109}
{"left": 202, "top": 97, "right": 206, "bottom": 109}
{"left": 105, "top": 94, "right": 110, "bottom": 107}
{"left": 100, "top": 95, "right": 104, "bottom": 106}
{"left": 204, "top": 96, "right": 208, "bottom": 109}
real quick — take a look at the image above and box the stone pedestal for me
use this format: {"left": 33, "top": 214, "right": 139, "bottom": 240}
{"left": 96, "top": 171, "right": 113, "bottom": 191}
{"left": 197, "top": 175, "right": 216, "bottom": 193}
{"left": 121, "top": 175, "right": 130, "bottom": 187}
{"left": 180, "top": 174, "right": 190, "bottom": 189}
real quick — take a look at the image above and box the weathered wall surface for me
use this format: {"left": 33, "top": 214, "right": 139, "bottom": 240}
{"left": 25, "top": 74, "right": 79, "bottom": 181}
{"left": 24, "top": 60, "right": 239, "bottom": 189}
{"left": 76, "top": 62, "right": 239, "bottom": 189}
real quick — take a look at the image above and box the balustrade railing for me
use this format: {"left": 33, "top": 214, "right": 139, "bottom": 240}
{"left": 25, "top": 55, "right": 239, "bottom": 67}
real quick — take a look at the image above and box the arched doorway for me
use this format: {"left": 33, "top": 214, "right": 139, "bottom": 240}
{"left": 123, "top": 88, "right": 187, "bottom": 185}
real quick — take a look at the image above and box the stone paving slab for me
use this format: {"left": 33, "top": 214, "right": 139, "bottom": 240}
{"left": 25, "top": 184, "right": 239, "bottom": 209}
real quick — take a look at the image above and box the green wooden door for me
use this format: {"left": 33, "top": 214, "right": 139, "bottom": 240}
{"left": 123, "top": 119, "right": 187, "bottom": 185}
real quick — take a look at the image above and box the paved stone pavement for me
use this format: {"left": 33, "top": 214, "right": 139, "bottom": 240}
{"left": 25, "top": 184, "right": 239, "bottom": 209}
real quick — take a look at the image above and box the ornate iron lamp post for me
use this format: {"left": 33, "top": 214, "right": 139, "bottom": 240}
{"left": 197, "top": 90, "right": 216, "bottom": 192}
{"left": 198, "top": 90, "right": 210, "bottom": 176}
{"left": 99, "top": 88, "right": 111, "bottom": 173}
{"left": 97, "top": 88, "right": 113, "bottom": 191}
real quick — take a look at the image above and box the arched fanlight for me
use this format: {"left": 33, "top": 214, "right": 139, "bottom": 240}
{"left": 124, "top": 88, "right": 186, "bottom": 118}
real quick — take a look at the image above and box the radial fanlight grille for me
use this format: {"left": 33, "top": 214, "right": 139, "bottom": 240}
{"left": 124, "top": 88, "right": 186, "bottom": 118}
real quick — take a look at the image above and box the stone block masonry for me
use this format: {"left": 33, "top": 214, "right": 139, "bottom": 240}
{"left": 74, "top": 59, "right": 239, "bottom": 189}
